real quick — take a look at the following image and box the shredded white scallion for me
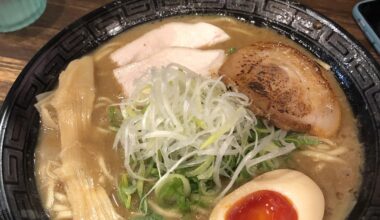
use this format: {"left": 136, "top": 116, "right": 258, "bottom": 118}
{"left": 114, "top": 64, "right": 294, "bottom": 200}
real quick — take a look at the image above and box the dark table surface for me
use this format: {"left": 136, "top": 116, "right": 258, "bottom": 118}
{"left": 0, "top": 0, "right": 379, "bottom": 103}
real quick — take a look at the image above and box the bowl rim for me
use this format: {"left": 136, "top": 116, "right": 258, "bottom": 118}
{"left": 0, "top": 0, "right": 379, "bottom": 219}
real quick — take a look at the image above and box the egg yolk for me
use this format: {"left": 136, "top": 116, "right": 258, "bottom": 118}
{"left": 225, "top": 190, "right": 297, "bottom": 220}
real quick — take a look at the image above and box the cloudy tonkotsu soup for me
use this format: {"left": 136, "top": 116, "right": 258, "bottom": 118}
{"left": 35, "top": 16, "right": 363, "bottom": 220}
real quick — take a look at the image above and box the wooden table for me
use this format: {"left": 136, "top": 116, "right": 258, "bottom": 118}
{"left": 0, "top": 0, "right": 379, "bottom": 105}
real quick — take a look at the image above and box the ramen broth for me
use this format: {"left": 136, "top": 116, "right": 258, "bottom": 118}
{"left": 35, "top": 16, "right": 363, "bottom": 220}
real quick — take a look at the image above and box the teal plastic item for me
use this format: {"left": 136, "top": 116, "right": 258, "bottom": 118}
{"left": 353, "top": 0, "right": 380, "bottom": 54}
{"left": 0, "top": 0, "right": 46, "bottom": 33}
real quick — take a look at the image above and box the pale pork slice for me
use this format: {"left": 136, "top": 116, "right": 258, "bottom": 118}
{"left": 114, "top": 47, "right": 225, "bottom": 96}
{"left": 219, "top": 43, "right": 341, "bottom": 138}
{"left": 110, "top": 22, "right": 230, "bottom": 66}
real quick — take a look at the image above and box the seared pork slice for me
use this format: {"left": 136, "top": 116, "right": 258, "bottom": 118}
{"left": 110, "top": 22, "right": 230, "bottom": 66}
{"left": 219, "top": 43, "right": 341, "bottom": 137}
{"left": 114, "top": 47, "right": 225, "bottom": 95}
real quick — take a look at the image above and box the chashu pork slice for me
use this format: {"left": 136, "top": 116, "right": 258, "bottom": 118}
{"left": 219, "top": 42, "right": 341, "bottom": 138}
{"left": 114, "top": 47, "right": 225, "bottom": 96}
{"left": 110, "top": 22, "right": 230, "bottom": 66}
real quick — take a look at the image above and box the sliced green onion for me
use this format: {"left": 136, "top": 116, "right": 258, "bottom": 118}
{"left": 113, "top": 64, "right": 316, "bottom": 213}
{"left": 227, "top": 47, "right": 237, "bottom": 55}
{"left": 186, "top": 156, "right": 214, "bottom": 177}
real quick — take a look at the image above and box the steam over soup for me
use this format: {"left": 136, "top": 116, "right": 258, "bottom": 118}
{"left": 35, "top": 16, "right": 363, "bottom": 220}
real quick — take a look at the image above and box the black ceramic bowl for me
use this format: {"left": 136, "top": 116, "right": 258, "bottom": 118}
{"left": 0, "top": 0, "right": 379, "bottom": 219}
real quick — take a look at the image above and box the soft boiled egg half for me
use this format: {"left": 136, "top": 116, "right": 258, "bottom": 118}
{"left": 209, "top": 169, "right": 325, "bottom": 220}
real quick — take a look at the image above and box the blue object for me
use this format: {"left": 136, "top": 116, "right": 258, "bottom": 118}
{"left": 0, "top": 0, "right": 47, "bottom": 33}
{"left": 353, "top": 0, "right": 380, "bottom": 54}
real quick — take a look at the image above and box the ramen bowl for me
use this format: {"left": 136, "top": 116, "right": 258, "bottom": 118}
{"left": 0, "top": 0, "right": 379, "bottom": 219}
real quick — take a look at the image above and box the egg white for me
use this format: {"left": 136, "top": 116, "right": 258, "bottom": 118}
{"left": 209, "top": 169, "right": 325, "bottom": 220}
